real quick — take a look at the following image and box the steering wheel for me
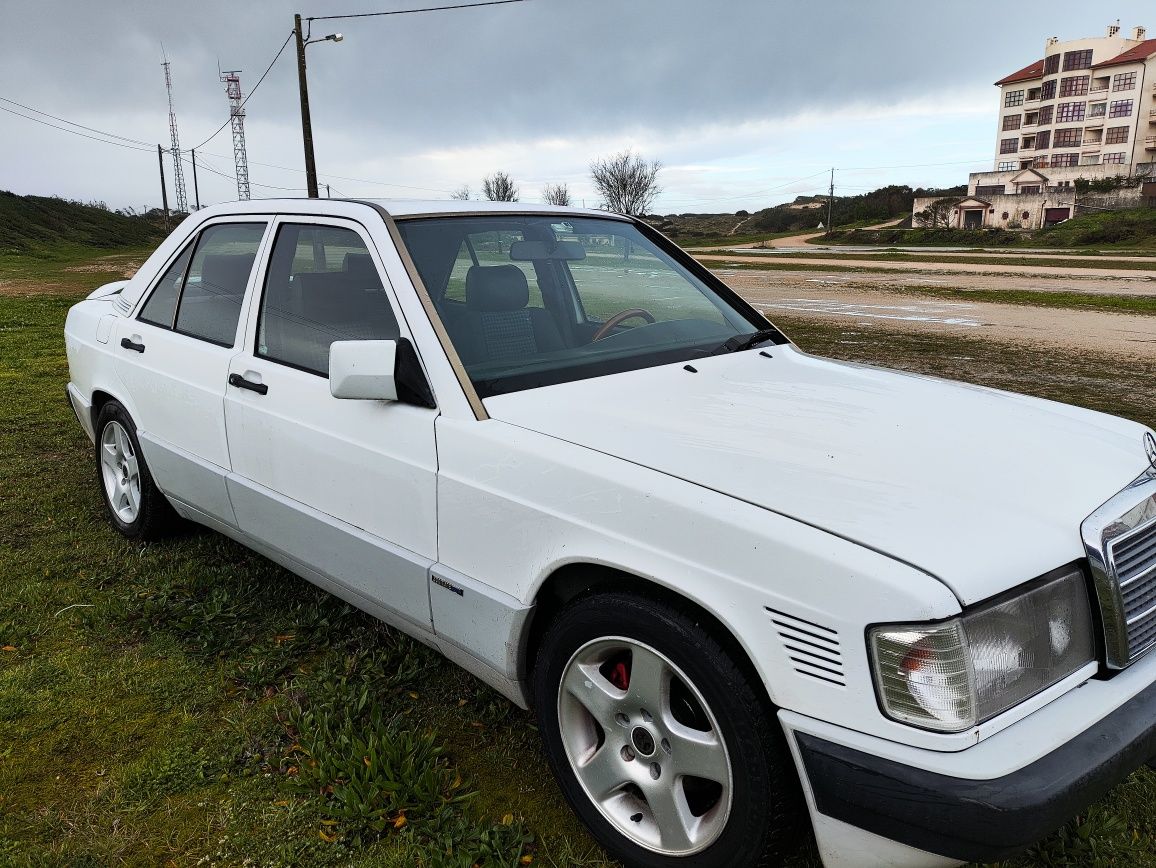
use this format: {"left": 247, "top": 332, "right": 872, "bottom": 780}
{"left": 591, "top": 308, "right": 658, "bottom": 342}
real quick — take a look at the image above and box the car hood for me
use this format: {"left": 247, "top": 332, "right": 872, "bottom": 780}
{"left": 484, "top": 345, "right": 1152, "bottom": 604}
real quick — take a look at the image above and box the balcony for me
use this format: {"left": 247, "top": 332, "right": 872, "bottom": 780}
{"left": 1150, "top": 108, "right": 1156, "bottom": 122}
{"left": 1146, "top": 137, "right": 1156, "bottom": 150}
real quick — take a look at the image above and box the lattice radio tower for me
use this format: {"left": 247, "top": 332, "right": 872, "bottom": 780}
{"left": 220, "top": 70, "right": 251, "bottom": 200}
{"left": 161, "top": 58, "right": 188, "bottom": 213}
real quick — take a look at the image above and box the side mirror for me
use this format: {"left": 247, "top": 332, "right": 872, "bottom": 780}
{"left": 329, "top": 340, "right": 398, "bottom": 401}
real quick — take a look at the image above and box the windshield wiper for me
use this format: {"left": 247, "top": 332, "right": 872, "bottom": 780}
{"left": 710, "top": 327, "right": 783, "bottom": 356}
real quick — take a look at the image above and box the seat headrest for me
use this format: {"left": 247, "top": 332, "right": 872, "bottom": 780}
{"left": 342, "top": 252, "right": 382, "bottom": 287}
{"left": 465, "top": 264, "right": 529, "bottom": 312}
{"left": 200, "top": 253, "right": 255, "bottom": 295}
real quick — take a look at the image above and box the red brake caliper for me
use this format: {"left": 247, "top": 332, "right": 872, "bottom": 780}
{"left": 607, "top": 659, "right": 630, "bottom": 690}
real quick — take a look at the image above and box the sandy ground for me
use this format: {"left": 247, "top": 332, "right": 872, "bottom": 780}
{"left": 713, "top": 266, "right": 1156, "bottom": 360}
{"left": 698, "top": 252, "right": 1156, "bottom": 281}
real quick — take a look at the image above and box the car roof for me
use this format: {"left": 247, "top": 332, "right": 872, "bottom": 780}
{"left": 188, "top": 198, "right": 621, "bottom": 220}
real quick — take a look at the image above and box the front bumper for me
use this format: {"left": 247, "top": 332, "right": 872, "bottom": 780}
{"left": 792, "top": 673, "right": 1156, "bottom": 863}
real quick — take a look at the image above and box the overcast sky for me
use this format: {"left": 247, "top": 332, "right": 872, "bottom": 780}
{"left": 1, "top": 0, "right": 1151, "bottom": 213}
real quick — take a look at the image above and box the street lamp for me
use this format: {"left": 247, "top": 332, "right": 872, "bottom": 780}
{"left": 294, "top": 14, "right": 343, "bottom": 198}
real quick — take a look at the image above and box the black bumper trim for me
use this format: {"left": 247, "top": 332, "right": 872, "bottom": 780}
{"left": 797, "top": 677, "right": 1156, "bottom": 862}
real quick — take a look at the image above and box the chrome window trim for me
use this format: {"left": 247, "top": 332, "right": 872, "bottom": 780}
{"left": 1080, "top": 466, "right": 1156, "bottom": 668}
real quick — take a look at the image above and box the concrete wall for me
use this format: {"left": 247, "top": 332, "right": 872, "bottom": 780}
{"left": 913, "top": 185, "right": 1144, "bottom": 230}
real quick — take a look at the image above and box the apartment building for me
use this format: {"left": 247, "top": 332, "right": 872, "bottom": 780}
{"left": 994, "top": 24, "right": 1155, "bottom": 172}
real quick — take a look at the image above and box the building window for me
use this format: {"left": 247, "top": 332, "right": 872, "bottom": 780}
{"left": 1035, "top": 130, "right": 1051, "bottom": 149}
{"left": 1004, "top": 89, "right": 1025, "bottom": 107}
{"left": 1105, "top": 126, "right": 1129, "bottom": 145}
{"left": 1002, "top": 114, "right": 1022, "bottom": 131}
{"left": 1053, "top": 128, "right": 1082, "bottom": 147}
{"left": 1113, "top": 71, "right": 1137, "bottom": 91}
{"left": 1109, "top": 99, "right": 1134, "bottom": 117}
{"left": 1019, "top": 185, "right": 1041, "bottom": 194}
{"left": 976, "top": 185, "right": 1006, "bottom": 197}
{"left": 997, "top": 161, "right": 1017, "bottom": 171}
{"left": 1040, "top": 80, "right": 1057, "bottom": 100}
{"left": 1059, "top": 76, "right": 1089, "bottom": 97}
{"left": 1027, "top": 87, "right": 1042, "bottom": 101}
{"left": 1000, "top": 137, "right": 1020, "bottom": 154}
{"left": 1051, "top": 153, "right": 1079, "bottom": 167}
{"left": 1089, "top": 102, "right": 1107, "bottom": 118}
{"left": 1056, "top": 102, "right": 1086, "bottom": 122}
{"left": 1062, "top": 49, "right": 1093, "bottom": 71}
{"left": 1103, "top": 152, "right": 1127, "bottom": 164}
{"left": 1044, "top": 54, "right": 1060, "bottom": 75}
{"left": 1038, "top": 105, "right": 1054, "bottom": 125}
{"left": 1022, "top": 135, "right": 1036, "bottom": 149}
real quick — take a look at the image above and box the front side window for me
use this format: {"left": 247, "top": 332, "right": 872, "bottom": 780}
{"left": 1035, "top": 130, "right": 1051, "bottom": 150}
{"left": 396, "top": 215, "right": 767, "bottom": 397}
{"left": 1103, "top": 152, "right": 1127, "bottom": 164}
{"left": 1051, "top": 153, "right": 1079, "bottom": 167}
{"left": 1005, "top": 90, "right": 1024, "bottom": 107}
{"left": 1059, "top": 76, "right": 1089, "bottom": 97}
{"left": 1109, "top": 99, "right": 1133, "bottom": 118}
{"left": 1057, "top": 101, "right": 1085, "bottom": 122}
{"left": 1044, "top": 54, "right": 1060, "bottom": 76}
{"left": 1038, "top": 104, "right": 1054, "bottom": 125}
{"left": 1000, "top": 138, "right": 1019, "bottom": 154}
{"left": 1002, "top": 115, "right": 1022, "bottom": 131}
{"left": 1054, "top": 128, "right": 1082, "bottom": 148}
{"left": 258, "top": 223, "right": 400, "bottom": 376}
{"left": 174, "top": 223, "right": 266, "bottom": 345}
{"left": 1105, "top": 126, "right": 1130, "bottom": 145}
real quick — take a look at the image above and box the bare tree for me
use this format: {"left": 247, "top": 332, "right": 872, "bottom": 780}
{"left": 482, "top": 172, "right": 519, "bottom": 202}
{"left": 541, "top": 183, "right": 572, "bottom": 206}
{"left": 915, "top": 197, "right": 961, "bottom": 229}
{"left": 450, "top": 185, "right": 471, "bottom": 201}
{"left": 589, "top": 150, "right": 662, "bottom": 216}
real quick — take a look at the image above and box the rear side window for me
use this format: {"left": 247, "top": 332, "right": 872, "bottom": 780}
{"left": 139, "top": 244, "right": 193, "bottom": 328}
{"left": 257, "top": 223, "right": 400, "bottom": 376}
{"left": 174, "top": 223, "right": 267, "bottom": 346}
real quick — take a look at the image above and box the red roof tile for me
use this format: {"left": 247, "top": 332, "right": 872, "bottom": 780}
{"left": 1093, "top": 38, "right": 1156, "bottom": 69}
{"left": 995, "top": 59, "right": 1045, "bottom": 86}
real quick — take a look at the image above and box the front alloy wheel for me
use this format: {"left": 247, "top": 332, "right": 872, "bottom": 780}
{"left": 533, "top": 592, "right": 802, "bottom": 868}
{"left": 559, "top": 637, "right": 732, "bottom": 855}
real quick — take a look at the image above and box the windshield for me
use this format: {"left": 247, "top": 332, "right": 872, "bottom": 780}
{"left": 395, "top": 215, "right": 776, "bottom": 397}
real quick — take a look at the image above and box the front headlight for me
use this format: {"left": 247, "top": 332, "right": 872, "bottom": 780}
{"left": 869, "top": 566, "right": 1095, "bottom": 733}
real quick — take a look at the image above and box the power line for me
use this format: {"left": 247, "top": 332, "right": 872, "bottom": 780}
{"left": 184, "top": 153, "right": 306, "bottom": 193}
{"left": 0, "top": 96, "right": 154, "bottom": 147}
{"left": 307, "top": 0, "right": 527, "bottom": 23}
{"left": 185, "top": 31, "right": 294, "bottom": 151}
{"left": 191, "top": 149, "right": 455, "bottom": 195}
{"left": 0, "top": 103, "right": 154, "bottom": 153}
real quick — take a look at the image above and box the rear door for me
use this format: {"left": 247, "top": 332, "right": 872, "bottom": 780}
{"left": 113, "top": 219, "right": 270, "bottom": 525}
{"left": 223, "top": 217, "right": 438, "bottom": 630}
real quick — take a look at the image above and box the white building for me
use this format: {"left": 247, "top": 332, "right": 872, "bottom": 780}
{"left": 993, "top": 24, "right": 1155, "bottom": 172}
{"left": 912, "top": 24, "right": 1156, "bottom": 230}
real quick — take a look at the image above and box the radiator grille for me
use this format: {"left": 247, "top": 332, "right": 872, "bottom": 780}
{"left": 766, "top": 607, "right": 845, "bottom": 687}
{"left": 1111, "top": 518, "right": 1156, "bottom": 659}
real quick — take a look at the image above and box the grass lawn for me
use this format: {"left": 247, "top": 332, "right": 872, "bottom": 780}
{"left": 2, "top": 249, "right": 1155, "bottom": 867}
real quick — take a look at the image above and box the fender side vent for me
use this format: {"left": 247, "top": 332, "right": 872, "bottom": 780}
{"left": 765, "top": 607, "right": 845, "bottom": 687}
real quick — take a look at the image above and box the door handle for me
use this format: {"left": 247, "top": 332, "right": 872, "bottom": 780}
{"left": 228, "top": 373, "right": 268, "bottom": 395}
{"left": 120, "top": 337, "right": 145, "bottom": 353}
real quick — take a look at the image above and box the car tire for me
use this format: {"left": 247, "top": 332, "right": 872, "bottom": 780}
{"left": 531, "top": 591, "right": 804, "bottom": 868}
{"left": 94, "top": 400, "right": 178, "bottom": 540}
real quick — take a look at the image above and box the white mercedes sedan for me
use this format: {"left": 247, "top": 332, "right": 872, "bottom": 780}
{"left": 64, "top": 199, "right": 1156, "bottom": 868}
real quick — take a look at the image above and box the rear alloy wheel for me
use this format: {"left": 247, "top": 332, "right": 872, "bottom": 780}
{"left": 533, "top": 592, "right": 802, "bottom": 868}
{"left": 94, "top": 401, "right": 178, "bottom": 540}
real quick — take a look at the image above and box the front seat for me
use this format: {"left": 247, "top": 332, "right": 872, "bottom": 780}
{"left": 446, "top": 264, "right": 565, "bottom": 364}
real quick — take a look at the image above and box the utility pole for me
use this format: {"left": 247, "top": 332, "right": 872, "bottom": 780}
{"left": 325, "top": 184, "right": 331, "bottom": 198}
{"left": 826, "top": 168, "right": 835, "bottom": 237}
{"left": 190, "top": 149, "right": 201, "bottom": 210}
{"left": 156, "top": 144, "right": 170, "bottom": 227}
{"left": 294, "top": 14, "right": 320, "bottom": 198}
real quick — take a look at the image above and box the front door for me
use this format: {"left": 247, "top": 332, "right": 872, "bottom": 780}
{"left": 223, "top": 218, "right": 438, "bottom": 630}
{"left": 963, "top": 209, "right": 984, "bottom": 229}
{"left": 114, "top": 219, "right": 270, "bottom": 525}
